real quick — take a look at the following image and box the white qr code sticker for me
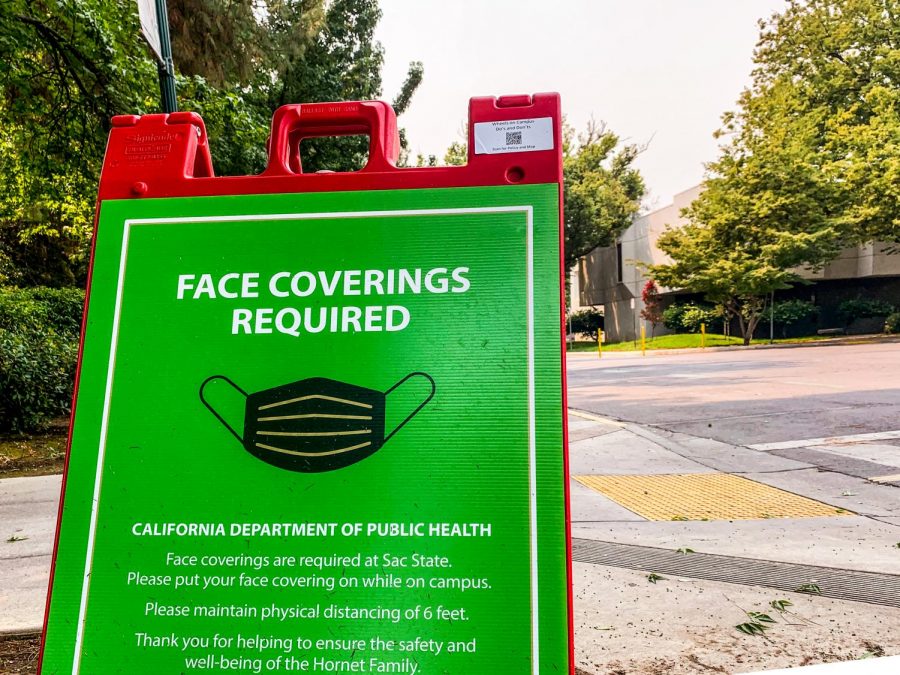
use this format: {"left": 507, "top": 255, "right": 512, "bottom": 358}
{"left": 473, "top": 117, "right": 554, "bottom": 155}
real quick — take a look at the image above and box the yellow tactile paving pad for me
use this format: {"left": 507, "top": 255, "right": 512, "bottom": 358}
{"left": 573, "top": 473, "right": 854, "bottom": 521}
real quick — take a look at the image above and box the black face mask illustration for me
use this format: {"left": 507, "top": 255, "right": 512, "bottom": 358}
{"left": 199, "top": 372, "right": 435, "bottom": 472}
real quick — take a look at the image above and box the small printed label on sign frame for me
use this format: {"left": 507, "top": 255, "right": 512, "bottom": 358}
{"left": 473, "top": 117, "right": 554, "bottom": 155}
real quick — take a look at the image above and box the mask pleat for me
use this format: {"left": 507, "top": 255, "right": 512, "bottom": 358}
{"left": 257, "top": 394, "right": 372, "bottom": 411}
{"left": 256, "top": 429, "right": 372, "bottom": 437}
{"left": 257, "top": 413, "right": 372, "bottom": 422}
{"left": 254, "top": 440, "right": 373, "bottom": 457}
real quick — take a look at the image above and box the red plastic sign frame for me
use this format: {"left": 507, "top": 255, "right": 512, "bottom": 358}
{"left": 40, "top": 93, "right": 573, "bottom": 674}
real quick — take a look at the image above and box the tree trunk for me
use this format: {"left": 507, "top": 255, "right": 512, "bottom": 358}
{"left": 736, "top": 311, "right": 748, "bottom": 345}
{"left": 743, "top": 314, "right": 762, "bottom": 345}
{"left": 732, "top": 296, "right": 764, "bottom": 346}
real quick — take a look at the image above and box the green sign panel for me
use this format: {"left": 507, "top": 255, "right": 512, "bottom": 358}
{"left": 42, "top": 184, "right": 568, "bottom": 674}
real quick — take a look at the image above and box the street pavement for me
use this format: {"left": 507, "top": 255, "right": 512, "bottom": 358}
{"left": 568, "top": 340, "right": 900, "bottom": 484}
{"left": 2, "top": 341, "right": 899, "bottom": 672}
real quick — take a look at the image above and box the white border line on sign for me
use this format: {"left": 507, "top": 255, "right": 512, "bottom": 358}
{"left": 72, "top": 205, "right": 540, "bottom": 675}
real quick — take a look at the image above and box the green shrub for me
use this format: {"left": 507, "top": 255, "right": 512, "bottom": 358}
{"left": 885, "top": 312, "right": 900, "bottom": 334}
{"left": 682, "top": 305, "right": 719, "bottom": 333}
{"left": 837, "top": 297, "right": 894, "bottom": 324}
{"left": 662, "top": 302, "right": 719, "bottom": 333}
{"left": 772, "top": 299, "right": 819, "bottom": 327}
{"left": 0, "top": 328, "right": 78, "bottom": 432}
{"left": 0, "top": 286, "right": 83, "bottom": 432}
{"left": 662, "top": 304, "right": 687, "bottom": 331}
{"left": 0, "top": 286, "right": 84, "bottom": 336}
{"left": 26, "top": 287, "right": 85, "bottom": 336}
{"left": 0, "top": 290, "right": 48, "bottom": 333}
{"left": 568, "top": 308, "right": 604, "bottom": 341}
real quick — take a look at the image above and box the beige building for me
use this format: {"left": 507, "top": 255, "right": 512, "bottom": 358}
{"left": 571, "top": 184, "right": 900, "bottom": 342}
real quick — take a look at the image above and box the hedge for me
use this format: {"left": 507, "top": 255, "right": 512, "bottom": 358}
{"left": 837, "top": 297, "right": 894, "bottom": 324}
{"left": 886, "top": 312, "right": 900, "bottom": 334}
{"left": 662, "top": 302, "right": 720, "bottom": 333}
{"left": 0, "top": 286, "right": 84, "bottom": 432}
{"left": 568, "top": 308, "right": 604, "bottom": 341}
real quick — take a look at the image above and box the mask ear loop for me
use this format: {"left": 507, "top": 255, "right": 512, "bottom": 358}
{"left": 199, "top": 375, "right": 247, "bottom": 444}
{"left": 383, "top": 372, "right": 436, "bottom": 443}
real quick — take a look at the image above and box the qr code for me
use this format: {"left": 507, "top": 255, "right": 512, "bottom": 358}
{"left": 505, "top": 131, "right": 523, "bottom": 145}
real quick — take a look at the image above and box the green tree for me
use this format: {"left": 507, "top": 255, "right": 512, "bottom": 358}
{"left": 443, "top": 140, "right": 467, "bottom": 166}
{"left": 648, "top": 152, "right": 838, "bottom": 344}
{"left": 0, "top": 0, "right": 422, "bottom": 284}
{"left": 727, "top": 0, "right": 900, "bottom": 244}
{"left": 669, "top": 94, "right": 844, "bottom": 345}
{"left": 648, "top": 120, "right": 844, "bottom": 344}
{"left": 168, "top": 0, "right": 324, "bottom": 89}
{"left": 182, "top": 1, "right": 422, "bottom": 175}
{"left": 0, "top": 0, "right": 156, "bottom": 286}
{"left": 563, "top": 120, "right": 645, "bottom": 271}
{"left": 649, "top": 0, "right": 899, "bottom": 345}
{"left": 167, "top": 0, "right": 326, "bottom": 177}
{"left": 568, "top": 308, "right": 604, "bottom": 342}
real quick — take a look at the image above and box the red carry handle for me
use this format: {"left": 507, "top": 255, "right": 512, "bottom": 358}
{"left": 264, "top": 101, "right": 400, "bottom": 175}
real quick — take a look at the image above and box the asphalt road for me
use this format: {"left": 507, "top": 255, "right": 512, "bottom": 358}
{"left": 566, "top": 341, "right": 900, "bottom": 447}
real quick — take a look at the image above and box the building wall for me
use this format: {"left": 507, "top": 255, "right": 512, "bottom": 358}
{"left": 576, "top": 183, "right": 900, "bottom": 342}
{"left": 802, "top": 243, "right": 900, "bottom": 281}
{"left": 576, "top": 185, "right": 702, "bottom": 342}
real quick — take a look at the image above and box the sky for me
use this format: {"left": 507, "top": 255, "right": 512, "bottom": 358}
{"left": 375, "top": 0, "right": 788, "bottom": 209}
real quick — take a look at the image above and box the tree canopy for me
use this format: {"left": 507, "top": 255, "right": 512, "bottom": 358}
{"left": 650, "top": 0, "right": 900, "bottom": 344}
{"left": 563, "top": 121, "right": 645, "bottom": 271}
{"left": 0, "top": 0, "right": 152, "bottom": 285}
{"left": 0, "top": 0, "right": 422, "bottom": 286}
{"left": 725, "top": 0, "right": 900, "bottom": 245}
{"left": 746, "top": 0, "right": 900, "bottom": 244}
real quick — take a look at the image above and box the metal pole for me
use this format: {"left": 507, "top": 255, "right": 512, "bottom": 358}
{"left": 155, "top": 0, "right": 177, "bottom": 113}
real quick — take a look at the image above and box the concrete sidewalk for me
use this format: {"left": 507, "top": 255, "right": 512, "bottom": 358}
{"left": 0, "top": 474, "right": 58, "bottom": 635}
{"left": 566, "top": 410, "right": 900, "bottom": 673}
{"left": 568, "top": 410, "right": 900, "bottom": 575}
